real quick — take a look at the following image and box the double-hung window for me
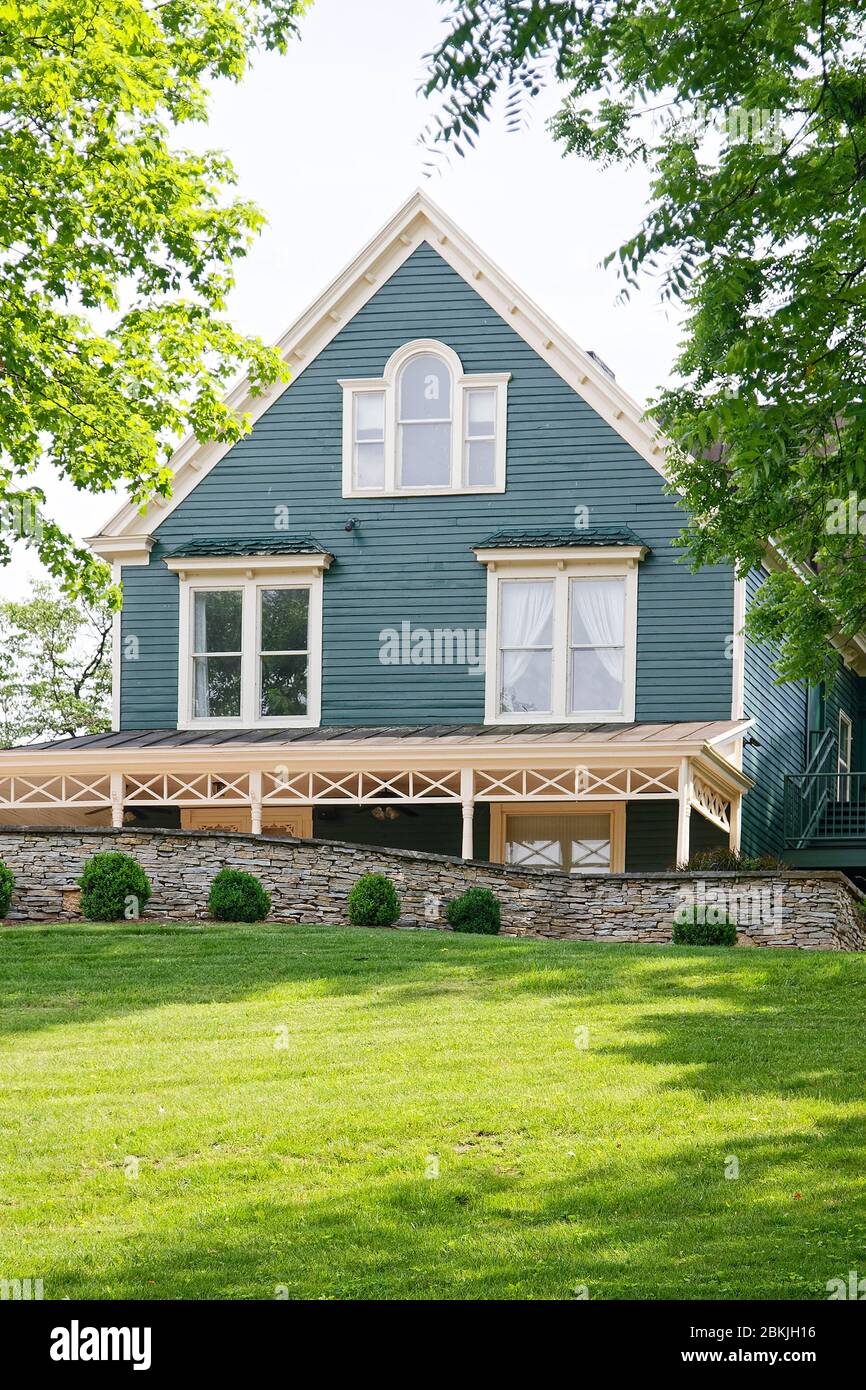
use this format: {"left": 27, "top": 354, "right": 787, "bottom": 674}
{"left": 192, "top": 589, "right": 243, "bottom": 720}
{"left": 340, "top": 339, "right": 509, "bottom": 496}
{"left": 477, "top": 546, "right": 644, "bottom": 723}
{"left": 258, "top": 587, "right": 311, "bottom": 719}
{"left": 167, "top": 555, "right": 329, "bottom": 729}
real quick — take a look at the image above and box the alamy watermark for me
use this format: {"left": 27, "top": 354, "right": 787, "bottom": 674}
{"left": 379, "top": 621, "right": 485, "bottom": 675}
{"left": 680, "top": 101, "right": 783, "bottom": 153}
{"left": 0, "top": 1276, "right": 44, "bottom": 1300}
{"left": 826, "top": 492, "right": 866, "bottom": 534}
{"left": 0, "top": 496, "right": 43, "bottom": 542}
{"left": 674, "top": 880, "right": 783, "bottom": 928}
{"left": 827, "top": 1270, "right": 866, "bottom": 1299}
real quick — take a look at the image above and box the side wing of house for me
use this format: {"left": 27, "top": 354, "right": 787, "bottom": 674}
{"left": 742, "top": 567, "right": 866, "bottom": 870}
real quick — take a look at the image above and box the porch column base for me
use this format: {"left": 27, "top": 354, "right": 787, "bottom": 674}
{"left": 110, "top": 771, "right": 124, "bottom": 829}
{"left": 728, "top": 791, "right": 742, "bottom": 853}
{"left": 250, "top": 770, "right": 263, "bottom": 836}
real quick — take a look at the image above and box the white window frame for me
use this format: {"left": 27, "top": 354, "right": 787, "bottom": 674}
{"left": 168, "top": 557, "right": 327, "bottom": 729}
{"left": 477, "top": 546, "right": 645, "bottom": 725}
{"left": 339, "top": 339, "right": 509, "bottom": 497}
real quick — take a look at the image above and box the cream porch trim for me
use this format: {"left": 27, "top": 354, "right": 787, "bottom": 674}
{"left": 0, "top": 735, "right": 752, "bottom": 861}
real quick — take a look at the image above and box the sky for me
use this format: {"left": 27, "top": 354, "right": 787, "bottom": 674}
{"left": 4, "top": 0, "right": 684, "bottom": 598}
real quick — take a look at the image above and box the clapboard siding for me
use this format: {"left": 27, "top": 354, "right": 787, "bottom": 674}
{"left": 741, "top": 569, "right": 808, "bottom": 857}
{"left": 625, "top": 801, "right": 726, "bottom": 872}
{"left": 120, "top": 242, "right": 734, "bottom": 728}
{"left": 120, "top": 563, "right": 179, "bottom": 729}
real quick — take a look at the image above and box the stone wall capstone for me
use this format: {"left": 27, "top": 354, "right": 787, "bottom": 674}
{"left": 0, "top": 827, "right": 864, "bottom": 951}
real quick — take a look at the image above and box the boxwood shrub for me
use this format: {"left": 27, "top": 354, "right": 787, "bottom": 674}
{"left": 208, "top": 868, "right": 271, "bottom": 922}
{"left": 347, "top": 872, "right": 400, "bottom": 927}
{"left": 445, "top": 886, "right": 501, "bottom": 935}
{"left": 672, "top": 910, "right": 738, "bottom": 947}
{"left": 0, "top": 862, "right": 14, "bottom": 917}
{"left": 78, "top": 851, "right": 152, "bottom": 922}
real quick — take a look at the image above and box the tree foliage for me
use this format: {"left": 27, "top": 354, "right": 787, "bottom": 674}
{"left": 0, "top": 0, "right": 308, "bottom": 600}
{"left": 423, "top": 1, "right": 866, "bottom": 682}
{"left": 0, "top": 581, "right": 111, "bottom": 745}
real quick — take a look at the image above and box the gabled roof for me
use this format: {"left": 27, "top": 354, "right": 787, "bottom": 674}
{"left": 86, "top": 189, "right": 866, "bottom": 673}
{"left": 90, "top": 189, "right": 668, "bottom": 547}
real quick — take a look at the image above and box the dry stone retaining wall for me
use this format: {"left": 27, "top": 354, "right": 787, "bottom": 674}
{"left": 0, "top": 827, "right": 864, "bottom": 951}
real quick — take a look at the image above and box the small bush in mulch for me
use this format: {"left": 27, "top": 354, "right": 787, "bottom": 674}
{"left": 208, "top": 869, "right": 271, "bottom": 922}
{"left": 672, "top": 909, "right": 738, "bottom": 946}
{"left": 445, "top": 887, "right": 501, "bottom": 935}
{"left": 347, "top": 873, "right": 400, "bottom": 927}
{"left": 78, "top": 852, "right": 152, "bottom": 922}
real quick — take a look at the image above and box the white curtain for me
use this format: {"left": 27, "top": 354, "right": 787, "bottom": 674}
{"left": 193, "top": 595, "right": 210, "bottom": 718}
{"left": 572, "top": 578, "right": 623, "bottom": 678}
{"left": 500, "top": 581, "right": 553, "bottom": 711}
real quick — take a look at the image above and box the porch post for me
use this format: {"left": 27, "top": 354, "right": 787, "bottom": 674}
{"left": 460, "top": 767, "right": 475, "bottom": 860}
{"left": 250, "top": 770, "right": 263, "bottom": 836}
{"left": 676, "top": 758, "right": 692, "bottom": 867}
{"left": 110, "top": 771, "right": 124, "bottom": 829}
{"left": 728, "top": 789, "right": 742, "bottom": 853}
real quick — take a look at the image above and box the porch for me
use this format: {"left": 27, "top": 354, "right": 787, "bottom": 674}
{"left": 0, "top": 721, "right": 752, "bottom": 873}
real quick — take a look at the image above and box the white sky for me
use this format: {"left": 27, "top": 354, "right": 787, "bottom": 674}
{"left": 3, "top": 0, "right": 683, "bottom": 598}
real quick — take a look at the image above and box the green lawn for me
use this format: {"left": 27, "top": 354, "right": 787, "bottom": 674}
{"left": 1, "top": 921, "right": 864, "bottom": 1301}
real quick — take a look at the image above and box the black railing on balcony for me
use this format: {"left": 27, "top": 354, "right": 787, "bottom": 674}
{"left": 784, "top": 771, "right": 866, "bottom": 846}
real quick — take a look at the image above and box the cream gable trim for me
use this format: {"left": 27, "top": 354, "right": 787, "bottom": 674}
{"left": 87, "top": 534, "right": 155, "bottom": 566}
{"left": 93, "top": 189, "right": 669, "bottom": 543}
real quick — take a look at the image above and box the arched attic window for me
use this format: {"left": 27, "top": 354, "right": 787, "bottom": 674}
{"left": 340, "top": 339, "right": 509, "bottom": 497}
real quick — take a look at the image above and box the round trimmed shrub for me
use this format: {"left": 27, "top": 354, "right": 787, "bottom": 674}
{"left": 78, "top": 851, "right": 152, "bottom": 922}
{"left": 672, "top": 910, "right": 737, "bottom": 947}
{"left": 445, "top": 886, "right": 501, "bottom": 935}
{"left": 347, "top": 872, "right": 400, "bottom": 926}
{"left": 0, "top": 862, "right": 14, "bottom": 917}
{"left": 208, "top": 868, "right": 271, "bottom": 922}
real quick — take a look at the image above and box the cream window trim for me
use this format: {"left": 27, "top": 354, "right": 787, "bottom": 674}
{"left": 176, "top": 568, "right": 323, "bottom": 730}
{"left": 490, "top": 801, "right": 626, "bottom": 873}
{"left": 339, "top": 338, "right": 509, "bottom": 497}
{"left": 479, "top": 550, "right": 642, "bottom": 725}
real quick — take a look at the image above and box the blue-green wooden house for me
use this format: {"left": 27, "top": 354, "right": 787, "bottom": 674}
{"left": 2, "top": 194, "right": 863, "bottom": 877}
